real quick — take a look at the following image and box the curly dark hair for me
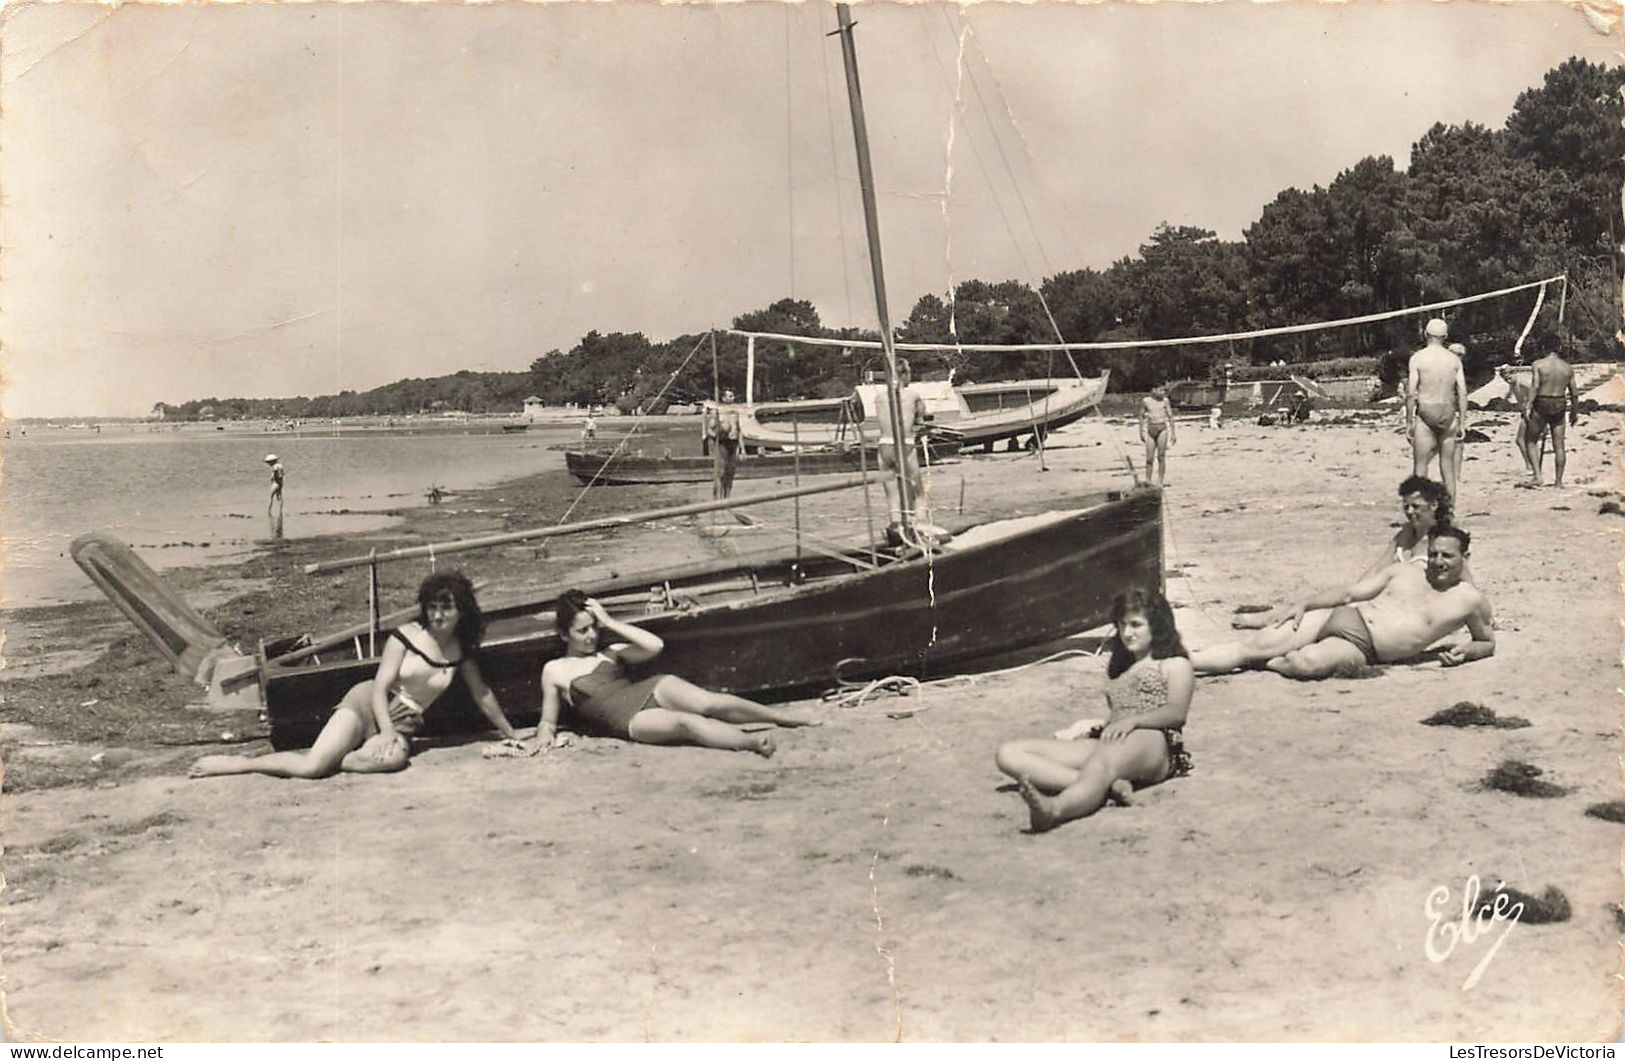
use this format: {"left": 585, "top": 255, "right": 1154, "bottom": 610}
{"left": 1397, "top": 475, "right": 1452, "bottom": 528}
{"left": 1429, "top": 525, "right": 1471, "bottom": 553}
{"left": 554, "top": 588, "right": 592, "bottom": 636}
{"left": 416, "top": 571, "right": 484, "bottom": 656}
{"left": 1106, "top": 588, "right": 1187, "bottom": 678}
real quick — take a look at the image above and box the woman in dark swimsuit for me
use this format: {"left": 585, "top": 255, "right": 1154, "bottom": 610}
{"left": 529, "top": 590, "right": 820, "bottom": 757}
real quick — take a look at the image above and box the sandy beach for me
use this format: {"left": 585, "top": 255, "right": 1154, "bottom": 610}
{"left": 2, "top": 409, "right": 1620, "bottom": 1041}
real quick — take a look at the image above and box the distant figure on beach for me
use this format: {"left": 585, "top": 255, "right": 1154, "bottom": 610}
{"left": 1139, "top": 385, "right": 1176, "bottom": 486}
{"left": 851, "top": 357, "right": 931, "bottom": 545}
{"left": 264, "top": 454, "right": 285, "bottom": 515}
{"left": 582, "top": 414, "right": 598, "bottom": 444}
{"left": 1525, "top": 346, "right": 1579, "bottom": 487}
{"left": 523, "top": 591, "right": 819, "bottom": 757}
{"left": 1228, "top": 476, "right": 1456, "bottom": 633}
{"left": 1496, "top": 364, "right": 1537, "bottom": 479}
{"left": 1406, "top": 319, "right": 1467, "bottom": 500}
{"left": 1194, "top": 527, "right": 1492, "bottom": 679}
{"left": 190, "top": 573, "right": 521, "bottom": 780}
{"left": 994, "top": 589, "right": 1193, "bottom": 832}
{"left": 1446, "top": 342, "right": 1469, "bottom": 487}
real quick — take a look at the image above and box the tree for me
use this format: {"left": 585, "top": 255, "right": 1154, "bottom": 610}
{"left": 1504, "top": 57, "right": 1625, "bottom": 256}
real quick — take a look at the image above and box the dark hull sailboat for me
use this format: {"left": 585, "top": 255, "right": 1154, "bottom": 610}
{"left": 258, "top": 487, "right": 1162, "bottom": 748}
{"left": 564, "top": 437, "right": 960, "bottom": 486}
{"left": 72, "top": 5, "right": 1165, "bottom": 754}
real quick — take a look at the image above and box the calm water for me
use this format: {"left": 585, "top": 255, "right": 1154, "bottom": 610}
{"left": 0, "top": 423, "right": 583, "bottom": 607}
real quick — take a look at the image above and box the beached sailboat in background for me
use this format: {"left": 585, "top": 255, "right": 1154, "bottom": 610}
{"left": 73, "top": 6, "right": 1165, "bottom": 750}
{"left": 712, "top": 370, "right": 1108, "bottom": 453}
{"left": 563, "top": 435, "right": 961, "bottom": 486}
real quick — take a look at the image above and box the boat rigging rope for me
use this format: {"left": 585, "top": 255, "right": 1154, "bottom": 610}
{"left": 554, "top": 332, "right": 710, "bottom": 526}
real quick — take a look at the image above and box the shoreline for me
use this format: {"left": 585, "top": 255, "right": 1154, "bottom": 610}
{"left": 1, "top": 409, "right": 1620, "bottom": 1039}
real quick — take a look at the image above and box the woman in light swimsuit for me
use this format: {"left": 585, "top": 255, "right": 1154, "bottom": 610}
{"left": 529, "top": 590, "right": 819, "bottom": 757}
{"left": 1139, "top": 385, "right": 1176, "bottom": 486}
{"left": 995, "top": 589, "right": 1194, "bottom": 832}
{"left": 191, "top": 572, "right": 519, "bottom": 779}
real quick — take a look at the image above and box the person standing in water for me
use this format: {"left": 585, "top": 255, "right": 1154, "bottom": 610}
{"left": 1406, "top": 319, "right": 1468, "bottom": 500}
{"left": 1139, "top": 385, "right": 1176, "bottom": 486}
{"left": 1525, "top": 344, "right": 1579, "bottom": 487}
{"left": 264, "top": 454, "right": 285, "bottom": 515}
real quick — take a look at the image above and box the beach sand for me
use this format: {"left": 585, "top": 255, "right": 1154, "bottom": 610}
{"left": 2, "top": 411, "right": 1621, "bottom": 1041}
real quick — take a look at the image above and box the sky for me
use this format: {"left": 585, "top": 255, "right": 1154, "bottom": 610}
{"left": 0, "top": 0, "right": 1619, "bottom": 418}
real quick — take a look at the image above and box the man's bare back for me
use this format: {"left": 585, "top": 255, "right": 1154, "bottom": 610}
{"left": 1406, "top": 320, "right": 1467, "bottom": 498}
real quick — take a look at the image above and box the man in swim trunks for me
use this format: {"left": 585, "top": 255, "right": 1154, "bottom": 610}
{"left": 850, "top": 357, "right": 931, "bottom": 546}
{"left": 1263, "top": 526, "right": 1492, "bottom": 679}
{"left": 1496, "top": 363, "right": 1537, "bottom": 479}
{"left": 1406, "top": 319, "right": 1468, "bottom": 500}
{"left": 1524, "top": 345, "right": 1579, "bottom": 487}
{"left": 264, "top": 454, "right": 285, "bottom": 515}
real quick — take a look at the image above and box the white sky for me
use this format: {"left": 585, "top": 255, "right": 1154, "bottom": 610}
{"left": 1, "top": 0, "right": 1618, "bottom": 418}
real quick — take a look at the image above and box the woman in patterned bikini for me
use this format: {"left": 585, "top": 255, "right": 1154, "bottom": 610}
{"left": 191, "top": 572, "right": 519, "bottom": 779}
{"left": 528, "top": 590, "right": 819, "bottom": 758}
{"left": 995, "top": 589, "right": 1194, "bottom": 832}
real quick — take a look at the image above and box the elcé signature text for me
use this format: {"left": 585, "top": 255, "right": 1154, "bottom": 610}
{"left": 1424, "top": 874, "right": 1522, "bottom": 991}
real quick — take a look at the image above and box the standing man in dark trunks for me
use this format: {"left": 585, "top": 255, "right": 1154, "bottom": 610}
{"left": 1524, "top": 345, "right": 1579, "bottom": 487}
{"left": 1406, "top": 319, "right": 1468, "bottom": 500}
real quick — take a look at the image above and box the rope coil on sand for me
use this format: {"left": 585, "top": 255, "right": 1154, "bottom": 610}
{"left": 819, "top": 647, "right": 1105, "bottom": 717}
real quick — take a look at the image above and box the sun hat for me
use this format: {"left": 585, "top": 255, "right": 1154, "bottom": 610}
{"left": 264, "top": 454, "right": 279, "bottom": 463}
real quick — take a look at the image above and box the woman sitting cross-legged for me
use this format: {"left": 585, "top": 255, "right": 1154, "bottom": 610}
{"left": 527, "top": 590, "right": 820, "bottom": 757}
{"left": 994, "top": 588, "right": 1194, "bottom": 832}
{"left": 191, "top": 571, "right": 519, "bottom": 780}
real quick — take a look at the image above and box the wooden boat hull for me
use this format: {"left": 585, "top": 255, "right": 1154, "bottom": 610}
{"left": 734, "top": 376, "right": 1109, "bottom": 450}
{"left": 937, "top": 377, "right": 1108, "bottom": 447}
{"left": 565, "top": 439, "right": 961, "bottom": 485}
{"left": 260, "top": 487, "right": 1163, "bottom": 748}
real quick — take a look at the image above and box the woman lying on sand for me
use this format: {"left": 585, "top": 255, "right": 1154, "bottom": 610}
{"left": 526, "top": 590, "right": 819, "bottom": 757}
{"left": 1230, "top": 475, "right": 1451, "bottom": 631}
{"left": 995, "top": 589, "right": 1194, "bottom": 832}
{"left": 192, "top": 572, "right": 520, "bottom": 779}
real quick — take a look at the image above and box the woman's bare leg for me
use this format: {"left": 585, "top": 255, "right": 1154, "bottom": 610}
{"left": 629, "top": 707, "right": 775, "bottom": 757}
{"left": 994, "top": 738, "right": 1096, "bottom": 793}
{"left": 1017, "top": 732, "right": 1168, "bottom": 832}
{"left": 651, "top": 676, "right": 819, "bottom": 727}
{"left": 190, "top": 709, "right": 365, "bottom": 780}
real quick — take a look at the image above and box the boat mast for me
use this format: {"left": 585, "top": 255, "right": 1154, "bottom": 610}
{"left": 832, "top": 3, "right": 914, "bottom": 532}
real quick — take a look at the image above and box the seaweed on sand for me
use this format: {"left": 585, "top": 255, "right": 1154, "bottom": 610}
{"left": 1481, "top": 760, "right": 1570, "bottom": 798}
{"left": 1421, "top": 701, "right": 1531, "bottom": 729}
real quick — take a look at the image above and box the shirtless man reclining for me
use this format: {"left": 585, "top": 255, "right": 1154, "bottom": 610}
{"left": 1193, "top": 526, "right": 1493, "bottom": 679}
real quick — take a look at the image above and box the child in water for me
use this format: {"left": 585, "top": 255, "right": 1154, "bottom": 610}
{"left": 1139, "top": 386, "right": 1175, "bottom": 486}
{"left": 994, "top": 588, "right": 1194, "bottom": 831}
